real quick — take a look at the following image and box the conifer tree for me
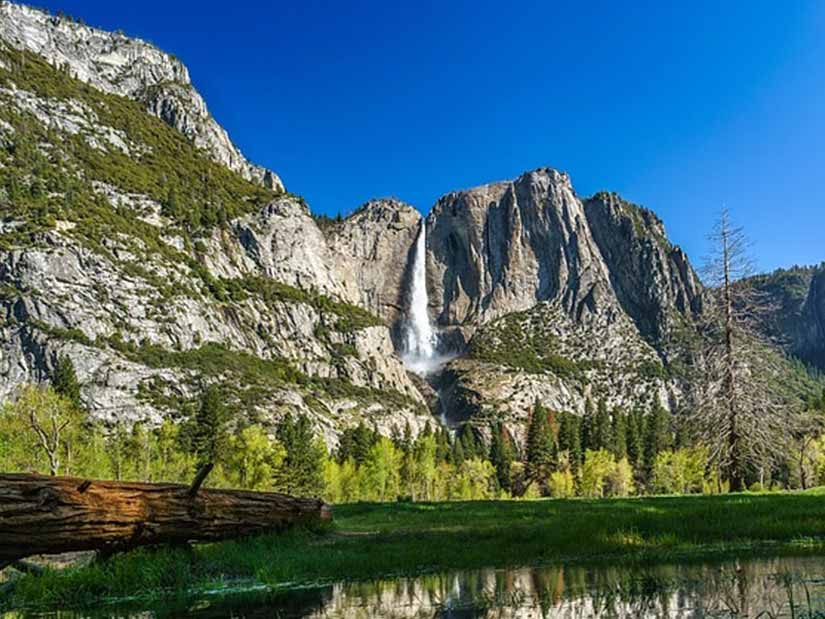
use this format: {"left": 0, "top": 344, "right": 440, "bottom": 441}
{"left": 451, "top": 436, "right": 465, "bottom": 465}
{"left": 626, "top": 408, "right": 644, "bottom": 468}
{"left": 352, "top": 421, "right": 375, "bottom": 465}
{"left": 581, "top": 397, "right": 595, "bottom": 450}
{"left": 643, "top": 404, "right": 672, "bottom": 482}
{"left": 612, "top": 410, "right": 628, "bottom": 459}
{"left": 190, "top": 384, "right": 228, "bottom": 468}
{"left": 460, "top": 426, "right": 481, "bottom": 460}
{"left": 52, "top": 354, "right": 82, "bottom": 409}
{"left": 489, "top": 423, "right": 515, "bottom": 491}
{"left": 276, "top": 413, "right": 325, "bottom": 497}
{"left": 557, "top": 411, "right": 582, "bottom": 471}
{"left": 692, "top": 209, "right": 801, "bottom": 490}
{"left": 526, "top": 400, "right": 555, "bottom": 483}
{"left": 436, "top": 427, "right": 452, "bottom": 462}
{"left": 591, "top": 398, "right": 613, "bottom": 452}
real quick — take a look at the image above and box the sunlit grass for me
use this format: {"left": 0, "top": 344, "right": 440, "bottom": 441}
{"left": 7, "top": 490, "right": 825, "bottom": 612}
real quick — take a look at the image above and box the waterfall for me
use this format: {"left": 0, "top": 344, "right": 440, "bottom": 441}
{"left": 402, "top": 219, "right": 438, "bottom": 373}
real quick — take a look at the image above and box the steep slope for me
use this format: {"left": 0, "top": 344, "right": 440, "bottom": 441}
{"left": 422, "top": 169, "right": 696, "bottom": 440}
{"left": 583, "top": 192, "right": 702, "bottom": 344}
{"left": 426, "top": 169, "right": 614, "bottom": 328}
{"left": 439, "top": 300, "right": 672, "bottom": 445}
{"left": 326, "top": 198, "right": 422, "bottom": 327}
{"left": 0, "top": 1, "right": 283, "bottom": 190}
{"left": 0, "top": 28, "right": 429, "bottom": 445}
{"left": 746, "top": 264, "right": 825, "bottom": 371}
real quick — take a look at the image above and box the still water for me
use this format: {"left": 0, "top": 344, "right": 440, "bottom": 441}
{"left": 7, "top": 556, "right": 825, "bottom": 618}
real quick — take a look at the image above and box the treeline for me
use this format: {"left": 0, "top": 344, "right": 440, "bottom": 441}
{"left": 326, "top": 403, "right": 713, "bottom": 501}
{"left": 0, "top": 363, "right": 326, "bottom": 496}
{"left": 2, "top": 357, "right": 825, "bottom": 502}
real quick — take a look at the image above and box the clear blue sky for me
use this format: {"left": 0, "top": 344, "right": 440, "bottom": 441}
{"left": 34, "top": 0, "right": 825, "bottom": 272}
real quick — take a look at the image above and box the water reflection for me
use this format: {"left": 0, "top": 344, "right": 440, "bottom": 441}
{"left": 8, "top": 556, "right": 825, "bottom": 618}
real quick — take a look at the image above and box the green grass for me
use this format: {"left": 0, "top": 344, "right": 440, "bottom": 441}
{"left": 7, "top": 491, "right": 825, "bottom": 611}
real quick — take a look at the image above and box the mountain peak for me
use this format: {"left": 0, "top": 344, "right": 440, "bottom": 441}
{"left": 0, "top": 0, "right": 283, "bottom": 191}
{"left": 350, "top": 198, "right": 421, "bottom": 225}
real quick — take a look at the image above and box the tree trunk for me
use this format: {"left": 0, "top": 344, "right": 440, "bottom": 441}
{"left": 0, "top": 473, "right": 331, "bottom": 562}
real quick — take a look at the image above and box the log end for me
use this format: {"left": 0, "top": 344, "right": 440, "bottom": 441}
{"left": 319, "top": 503, "right": 333, "bottom": 522}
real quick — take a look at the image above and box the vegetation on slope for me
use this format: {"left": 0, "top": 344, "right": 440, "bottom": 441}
{"left": 468, "top": 310, "right": 599, "bottom": 379}
{"left": 0, "top": 42, "right": 409, "bottom": 421}
{"left": 0, "top": 43, "right": 277, "bottom": 244}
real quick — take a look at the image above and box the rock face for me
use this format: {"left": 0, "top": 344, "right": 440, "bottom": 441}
{"left": 427, "top": 169, "right": 614, "bottom": 328}
{"left": 583, "top": 192, "right": 703, "bottom": 343}
{"left": 747, "top": 264, "right": 825, "bottom": 371}
{"left": 0, "top": 213, "right": 430, "bottom": 446}
{"left": 204, "top": 198, "right": 352, "bottom": 300}
{"left": 425, "top": 170, "right": 702, "bottom": 349}
{"left": 420, "top": 169, "right": 702, "bottom": 441}
{"left": 328, "top": 199, "right": 422, "bottom": 326}
{"left": 0, "top": 1, "right": 283, "bottom": 191}
{"left": 0, "top": 4, "right": 428, "bottom": 447}
{"left": 439, "top": 300, "right": 673, "bottom": 447}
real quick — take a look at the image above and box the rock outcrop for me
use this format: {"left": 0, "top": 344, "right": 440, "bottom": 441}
{"left": 426, "top": 169, "right": 614, "bottom": 328}
{"left": 0, "top": 1, "right": 283, "bottom": 191}
{"left": 0, "top": 215, "right": 430, "bottom": 446}
{"left": 203, "top": 198, "right": 352, "bottom": 300}
{"left": 328, "top": 199, "right": 422, "bottom": 326}
{"left": 747, "top": 264, "right": 825, "bottom": 372}
{"left": 583, "top": 192, "right": 703, "bottom": 343}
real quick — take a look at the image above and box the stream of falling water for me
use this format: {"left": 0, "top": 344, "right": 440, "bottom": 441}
{"left": 401, "top": 219, "right": 456, "bottom": 427}
{"left": 402, "top": 219, "right": 436, "bottom": 366}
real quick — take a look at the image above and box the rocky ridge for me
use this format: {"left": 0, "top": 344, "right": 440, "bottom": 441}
{"left": 746, "top": 264, "right": 825, "bottom": 372}
{"left": 0, "top": 8, "right": 429, "bottom": 447}
{"left": 0, "top": 1, "right": 283, "bottom": 191}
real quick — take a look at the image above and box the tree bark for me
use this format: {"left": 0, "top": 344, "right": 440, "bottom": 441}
{"left": 0, "top": 473, "right": 331, "bottom": 562}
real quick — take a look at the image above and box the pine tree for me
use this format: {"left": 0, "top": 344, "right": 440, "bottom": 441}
{"left": 436, "top": 427, "right": 452, "bottom": 462}
{"left": 612, "top": 410, "right": 628, "bottom": 459}
{"left": 460, "top": 426, "right": 479, "bottom": 460}
{"left": 626, "top": 408, "right": 643, "bottom": 468}
{"left": 591, "top": 398, "right": 613, "bottom": 452}
{"left": 557, "top": 411, "right": 582, "bottom": 471}
{"left": 692, "top": 209, "right": 801, "bottom": 490}
{"left": 451, "top": 437, "right": 465, "bottom": 465}
{"left": 190, "top": 384, "right": 227, "bottom": 468}
{"left": 351, "top": 421, "right": 375, "bottom": 465}
{"left": 336, "top": 427, "right": 355, "bottom": 464}
{"left": 643, "top": 404, "right": 672, "bottom": 482}
{"left": 526, "top": 400, "right": 555, "bottom": 483}
{"left": 581, "top": 397, "right": 595, "bottom": 451}
{"left": 52, "top": 354, "right": 81, "bottom": 409}
{"left": 276, "top": 413, "right": 325, "bottom": 497}
{"left": 489, "top": 423, "right": 515, "bottom": 492}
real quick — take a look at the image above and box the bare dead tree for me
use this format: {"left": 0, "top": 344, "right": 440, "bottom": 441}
{"left": 690, "top": 209, "right": 802, "bottom": 491}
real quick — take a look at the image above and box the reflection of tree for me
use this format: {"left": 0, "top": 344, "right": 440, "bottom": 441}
{"left": 144, "top": 559, "right": 825, "bottom": 619}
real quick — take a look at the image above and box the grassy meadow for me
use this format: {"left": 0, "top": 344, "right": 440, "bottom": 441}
{"left": 6, "top": 490, "right": 825, "bottom": 611}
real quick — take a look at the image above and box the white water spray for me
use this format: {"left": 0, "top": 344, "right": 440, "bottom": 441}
{"left": 402, "top": 220, "right": 439, "bottom": 374}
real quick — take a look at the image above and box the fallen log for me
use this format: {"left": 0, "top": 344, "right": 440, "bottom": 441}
{"left": 0, "top": 473, "right": 331, "bottom": 562}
